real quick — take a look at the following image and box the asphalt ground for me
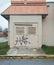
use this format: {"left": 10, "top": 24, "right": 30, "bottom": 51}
{"left": 0, "top": 58, "right": 54, "bottom": 65}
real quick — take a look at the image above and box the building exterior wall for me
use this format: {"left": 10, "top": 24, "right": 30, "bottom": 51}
{"left": 9, "top": 16, "right": 14, "bottom": 48}
{"left": 0, "top": 32, "right": 4, "bottom": 37}
{"left": 10, "top": 15, "right": 42, "bottom": 48}
{"left": 42, "top": 2, "right": 54, "bottom": 46}
{"left": 9, "top": 2, "right": 54, "bottom": 47}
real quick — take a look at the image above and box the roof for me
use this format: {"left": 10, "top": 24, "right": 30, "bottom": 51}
{"left": 11, "top": 0, "right": 46, "bottom": 3}
{"left": 1, "top": 0, "right": 48, "bottom": 20}
{"left": 2, "top": 6, "right": 47, "bottom": 15}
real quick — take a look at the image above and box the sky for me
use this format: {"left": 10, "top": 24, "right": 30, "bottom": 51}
{"left": 0, "top": 0, "right": 54, "bottom": 29}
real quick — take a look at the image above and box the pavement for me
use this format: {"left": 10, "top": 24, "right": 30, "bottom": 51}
{"left": 7, "top": 47, "right": 45, "bottom": 55}
{"left": 0, "top": 37, "right": 8, "bottom": 43}
{"left": 0, "top": 58, "right": 54, "bottom": 65}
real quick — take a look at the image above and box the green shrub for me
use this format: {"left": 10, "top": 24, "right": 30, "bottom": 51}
{"left": 42, "top": 45, "right": 54, "bottom": 54}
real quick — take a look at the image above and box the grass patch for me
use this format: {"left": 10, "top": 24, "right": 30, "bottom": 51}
{"left": 42, "top": 45, "right": 54, "bottom": 54}
{"left": 0, "top": 42, "right": 9, "bottom": 55}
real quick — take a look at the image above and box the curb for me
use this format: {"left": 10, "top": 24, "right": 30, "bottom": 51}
{"left": 0, "top": 55, "right": 54, "bottom": 59}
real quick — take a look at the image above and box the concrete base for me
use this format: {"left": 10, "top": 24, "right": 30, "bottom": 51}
{"left": 7, "top": 47, "right": 45, "bottom": 55}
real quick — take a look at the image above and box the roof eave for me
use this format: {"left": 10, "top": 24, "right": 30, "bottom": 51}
{"left": 1, "top": 14, "right": 9, "bottom": 20}
{"left": 1, "top": 14, "right": 48, "bottom": 20}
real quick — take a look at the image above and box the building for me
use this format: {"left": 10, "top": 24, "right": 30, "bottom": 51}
{"left": 1, "top": 0, "right": 54, "bottom": 48}
{"left": 0, "top": 32, "right": 4, "bottom": 37}
{"left": 43, "top": 2, "right": 54, "bottom": 46}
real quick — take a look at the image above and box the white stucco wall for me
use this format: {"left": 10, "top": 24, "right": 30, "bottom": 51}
{"left": 9, "top": 3, "right": 54, "bottom": 48}
{"left": 10, "top": 15, "right": 41, "bottom": 23}
{"left": 42, "top": 3, "right": 54, "bottom": 46}
{"left": 10, "top": 15, "right": 42, "bottom": 48}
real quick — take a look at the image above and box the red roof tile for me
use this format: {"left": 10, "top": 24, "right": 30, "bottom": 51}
{"left": 2, "top": 5, "right": 47, "bottom": 15}
{"left": 1, "top": 0, "right": 48, "bottom": 15}
{"left": 11, "top": 0, "right": 46, "bottom": 6}
{"left": 11, "top": 0, "right": 46, "bottom": 3}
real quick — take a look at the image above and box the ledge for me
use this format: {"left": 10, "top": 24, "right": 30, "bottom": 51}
{"left": 0, "top": 55, "right": 54, "bottom": 59}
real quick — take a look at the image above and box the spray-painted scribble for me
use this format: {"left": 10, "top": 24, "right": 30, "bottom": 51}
{"left": 15, "top": 35, "right": 30, "bottom": 46}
